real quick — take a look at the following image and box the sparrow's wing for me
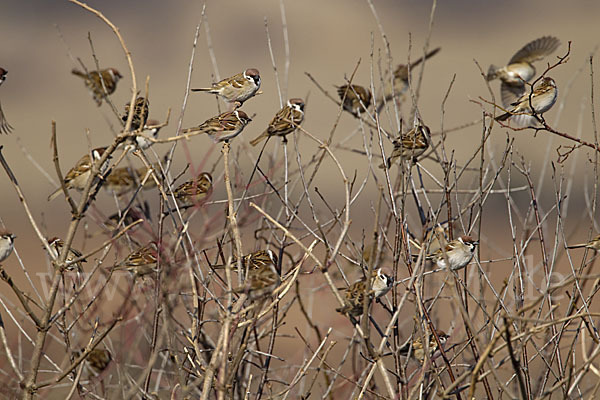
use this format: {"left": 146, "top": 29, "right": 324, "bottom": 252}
{"left": 509, "top": 36, "right": 560, "bottom": 64}
{"left": 222, "top": 73, "right": 247, "bottom": 89}
{"left": 501, "top": 82, "right": 526, "bottom": 107}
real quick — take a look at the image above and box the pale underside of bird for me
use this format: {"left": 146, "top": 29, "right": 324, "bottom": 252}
{"left": 487, "top": 36, "right": 560, "bottom": 127}
{"left": 495, "top": 77, "right": 557, "bottom": 125}
{"left": 192, "top": 68, "right": 261, "bottom": 106}
{"left": 0, "top": 67, "right": 13, "bottom": 134}
{"left": 47, "top": 147, "right": 110, "bottom": 201}
{"left": 0, "top": 230, "right": 16, "bottom": 262}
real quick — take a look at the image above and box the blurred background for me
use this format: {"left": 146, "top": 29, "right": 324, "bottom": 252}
{"left": 1, "top": 0, "right": 600, "bottom": 397}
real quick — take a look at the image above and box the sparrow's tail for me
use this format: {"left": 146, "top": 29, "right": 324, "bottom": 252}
{"left": 71, "top": 69, "right": 87, "bottom": 79}
{"left": 0, "top": 101, "right": 13, "bottom": 134}
{"left": 486, "top": 65, "right": 499, "bottom": 81}
{"left": 191, "top": 87, "right": 214, "bottom": 93}
{"left": 249, "top": 131, "right": 268, "bottom": 146}
{"left": 410, "top": 46, "right": 442, "bottom": 68}
{"left": 495, "top": 112, "right": 511, "bottom": 122}
{"left": 567, "top": 243, "right": 588, "bottom": 249}
{"left": 47, "top": 188, "right": 63, "bottom": 202}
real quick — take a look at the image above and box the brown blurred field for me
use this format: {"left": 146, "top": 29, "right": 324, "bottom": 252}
{"left": 1, "top": 0, "right": 600, "bottom": 398}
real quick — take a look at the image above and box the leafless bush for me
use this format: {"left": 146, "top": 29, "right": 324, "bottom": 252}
{"left": 1, "top": 1, "right": 600, "bottom": 399}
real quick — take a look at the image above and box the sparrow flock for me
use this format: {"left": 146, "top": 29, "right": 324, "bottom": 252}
{"left": 0, "top": 34, "right": 591, "bottom": 374}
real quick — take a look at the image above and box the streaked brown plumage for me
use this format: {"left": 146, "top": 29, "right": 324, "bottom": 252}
{"left": 104, "top": 165, "right": 157, "bottom": 196}
{"left": 72, "top": 67, "right": 122, "bottom": 106}
{"left": 122, "top": 96, "right": 149, "bottom": 131}
{"left": 336, "top": 268, "right": 393, "bottom": 317}
{"left": 173, "top": 172, "right": 213, "bottom": 207}
{"left": 182, "top": 110, "right": 251, "bottom": 143}
{"left": 250, "top": 98, "right": 305, "bottom": 146}
{"left": 46, "top": 237, "right": 85, "bottom": 272}
{"left": 337, "top": 84, "right": 372, "bottom": 116}
{"left": 495, "top": 77, "right": 557, "bottom": 123}
{"left": 192, "top": 68, "right": 261, "bottom": 105}
{"left": 398, "top": 330, "right": 449, "bottom": 362}
{"left": 48, "top": 147, "right": 110, "bottom": 201}
{"left": 113, "top": 242, "right": 159, "bottom": 277}
{"left": 381, "top": 122, "right": 430, "bottom": 168}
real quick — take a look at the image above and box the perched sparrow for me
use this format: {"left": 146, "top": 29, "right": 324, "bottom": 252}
{"left": 172, "top": 172, "right": 213, "bottom": 207}
{"left": 113, "top": 242, "right": 159, "bottom": 277}
{"left": 337, "top": 84, "right": 372, "bottom": 116}
{"left": 420, "top": 223, "right": 450, "bottom": 254}
{"left": 488, "top": 37, "right": 560, "bottom": 124}
{"left": 104, "top": 165, "right": 155, "bottom": 195}
{"left": 336, "top": 268, "right": 393, "bottom": 317}
{"left": 122, "top": 96, "right": 149, "bottom": 131}
{"left": 380, "top": 122, "right": 430, "bottom": 168}
{"left": 249, "top": 98, "right": 305, "bottom": 146}
{"left": 74, "top": 348, "right": 112, "bottom": 374}
{"left": 192, "top": 68, "right": 261, "bottom": 105}
{"left": 135, "top": 119, "right": 161, "bottom": 150}
{"left": 104, "top": 204, "right": 151, "bottom": 232}
{"left": 0, "top": 67, "right": 13, "bottom": 134}
{"left": 0, "top": 230, "right": 16, "bottom": 262}
{"left": 393, "top": 47, "right": 442, "bottom": 84}
{"left": 72, "top": 67, "right": 122, "bottom": 106}
{"left": 398, "top": 330, "right": 449, "bottom": 362}
{"left": 46, "top": 237, "right": 85, "bottom": 272}
{"left": 567, "top": 235, "right": 600, "bottom": 251}
{"left": 422, "top": 235, "right": 479, "bottom": 271}
{"left": 495, "top": 77, "right": 558, "bottom": 124}
{"left": 48, "top": 147, "right": 110, "bottom": 201}
{"left": 182, "top": 110, "right": 251, "bottom": 143}
{"left": 231, "top": 249, "right": 281, "bottom": 299}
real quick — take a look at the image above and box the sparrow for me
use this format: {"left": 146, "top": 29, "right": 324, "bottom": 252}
{"left": 72, "top": 67, "right": 123, "bottom": 106}
{"left": 393, "top": 47, "right": 442, "bottom": 84}
{"left": 567, "top": 235, "right": 600, "bottom": 251}
{"left": 192, "top": 68, "right": 261, "bottom": 106}
{"left": 495, "top": 77, "right": 558, "bottom": 124}
{"left": 337, "top": 84, "right": 372, "bottom": 116}
{"left": 0, "top": 67, "right": 13, "bottom": 134}
{"left": 398, "top": 330, "right": 449, "bottom": 362}
{"left": 113, "top": 242, "right": 159, "bottom": 277}
{"left": 378, "top": 48, "right": 441, "bottom": 109}
{"left": 420, "top": 235, "right": 479, "bottom": 271}
{"left": 122, "top": 96, "right": 149, "bottom": 131}
{"left": 46, "top": 237, "right": 85, "bottom": 272}
{"left": 104, "top": 165, "right": 155, "bottom": 195}
{"left": 74, "top": 348, "right": 112, "bottom": 374}
{"left": 172, "top": 172, "right": 213, "bottom": 207}
{"left": 181, "top": 110, "right": 251, "bottom": 143}
{"left": 336, "top": 268, "right": 393, "bottom": 317}
{"left": 135, "top": 119, "right": 161, "bottom": 150}
{"left": 249, "top": 98, "right": 305, "bottom": 146}
{"left": 418, "top": 223, "right": 450, "bottom": 254}
{"left": 104, "top": 204, "right": 151, "bottom": 232}
{"left": 230, "top": 250, "right": 281, "bottom": 299}
{"left": 48, "top": 147, "right": 110, "bottom": 201}
{"left": 380, "top": 122, "right": 430, "bottom": 168}
{"left": 0, "top": 230, "right": 16, "bottom": 262}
